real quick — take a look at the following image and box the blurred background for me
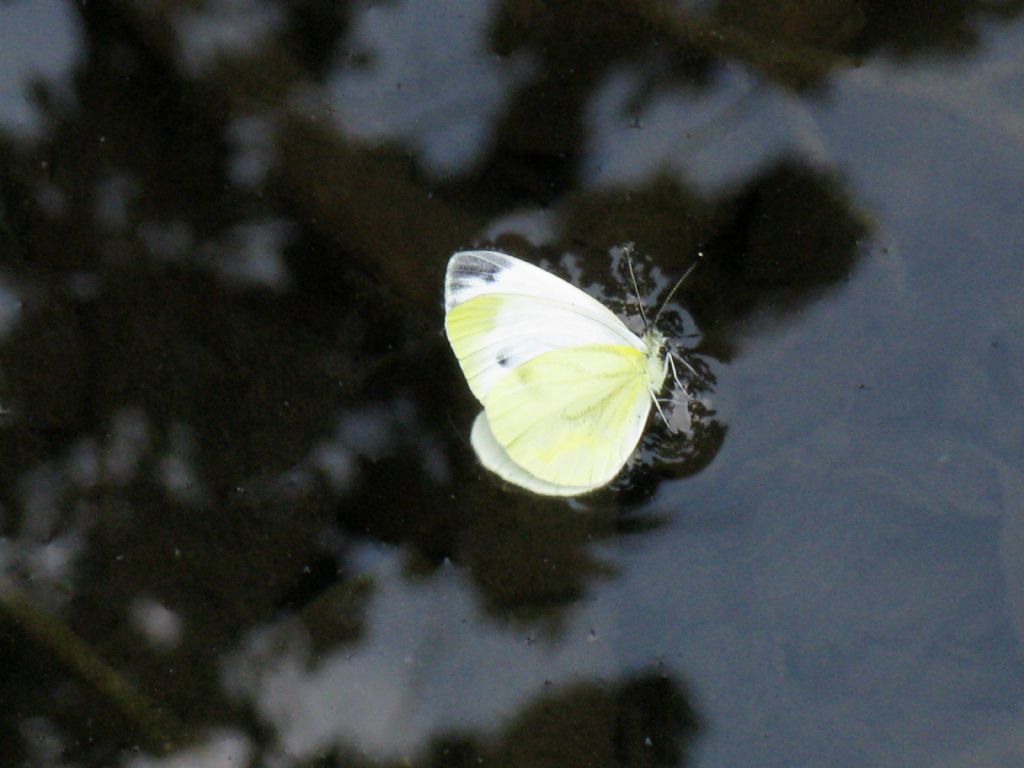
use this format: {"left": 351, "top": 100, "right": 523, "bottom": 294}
{"left": 1, "top": 0, "right": 1023, "bottom": 766}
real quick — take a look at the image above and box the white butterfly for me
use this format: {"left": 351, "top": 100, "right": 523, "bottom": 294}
{"left": 445, "top": 250, "right": 688, "bottom": 496}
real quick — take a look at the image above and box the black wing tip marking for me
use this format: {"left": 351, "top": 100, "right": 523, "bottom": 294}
{"left": 448, "top": 250, "right": 513, "bottom": 284}
{"left": 445, "top": 251, "right": 516, "bottom": 310}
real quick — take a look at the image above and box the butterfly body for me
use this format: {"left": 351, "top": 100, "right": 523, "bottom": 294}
{"left": 445, "top": 250, "right": 669, "bottom": 496}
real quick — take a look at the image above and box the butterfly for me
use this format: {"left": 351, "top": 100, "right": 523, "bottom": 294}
{"left": 444, "top": 249, "right": 692, "bottom": 496}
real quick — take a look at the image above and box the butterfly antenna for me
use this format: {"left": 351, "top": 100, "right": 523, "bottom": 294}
{"left": 653, "top": 251, "right": 703, "bottom": 327}
{"left": 625, "top": 250, "right": 649, "bottom": 334}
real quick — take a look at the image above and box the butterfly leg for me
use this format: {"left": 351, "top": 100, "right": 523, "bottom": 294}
{"left": 670, "top": 350, "right": 698, "bottom": 382}
{"left": 667, "top": 353, "right": 697, "bottom": 397}
{"left": 650, "top": 388, "right": 672, "bottom": 430}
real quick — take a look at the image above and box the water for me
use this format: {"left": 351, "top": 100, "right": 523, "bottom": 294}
{"left": 1, "top": 1, "right": 1023, "bottom": 766}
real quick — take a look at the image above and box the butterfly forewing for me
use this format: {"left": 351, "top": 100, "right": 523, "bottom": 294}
{"left": 445, "top": 252, "right": 642, "bottom": 343}
{"left": 447, "top": 293, "right": 644, "bottom": 402}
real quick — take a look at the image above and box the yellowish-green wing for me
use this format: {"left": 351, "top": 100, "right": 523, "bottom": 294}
{"left": 470, "top": 413, "right": 595, "bottom": 496}
{"left": 444, "top": 251, "right": 646, "bottom": 403}
{"left": 446, "top": 293, "right": 644, "bottom": 403}
{"left": 480, "top": 343, "right": 653, "bottom": 491}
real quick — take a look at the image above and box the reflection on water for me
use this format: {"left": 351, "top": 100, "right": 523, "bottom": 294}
{"left": 222, "top": 549, "right": 698, "bottom": 763}
{"left": 323, "top": 0, "right": 534, "bottom": 176}
{"left": 0, "top": 0, "right": 81, "bottom": 138}
{"left": 126, "top": 731, "right": 251, "bottom": 768}
{"left": 1, "top": 0, "right": 1023, "bottom": 766}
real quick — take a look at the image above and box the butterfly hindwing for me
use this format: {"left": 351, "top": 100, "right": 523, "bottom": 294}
{"left": 481, "top": 344, "right": 653, "bottom": 489}
{"left": 470, "top": 414, "right": 595, "bottom": 497}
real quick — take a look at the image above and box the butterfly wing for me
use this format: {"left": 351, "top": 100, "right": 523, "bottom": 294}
{"left": 475, "top": 343, "right": 654, "bottom": 493}
{"left": 470, "top": 413, "right": 595, "bottom": 497}
{"left": 445, "top": 251, "right": 644, "bottom": 401}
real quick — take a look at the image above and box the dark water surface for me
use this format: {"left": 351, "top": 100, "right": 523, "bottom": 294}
{"left": 1, "top": 1, "right": 1023, "bottom": 767}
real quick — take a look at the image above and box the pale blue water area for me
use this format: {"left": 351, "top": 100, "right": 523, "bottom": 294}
{"left": 1, "top": 1, "right": 1023, "bottom": 767}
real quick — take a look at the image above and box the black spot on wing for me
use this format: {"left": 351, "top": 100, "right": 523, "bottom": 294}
{"left": 497, "top": 352, "right": 510, "bottom": 367}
